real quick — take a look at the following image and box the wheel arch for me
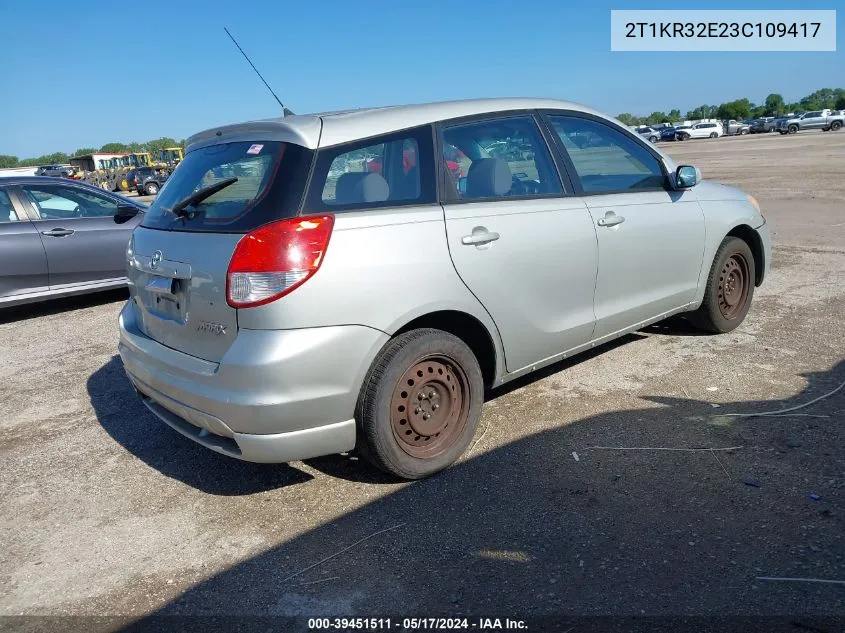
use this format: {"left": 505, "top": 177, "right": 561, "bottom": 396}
{"left": 391, "top": 309, "right": 502, "bottom": 390}
{"left": 726, "top": 224, "right": 765, "bottom": 286}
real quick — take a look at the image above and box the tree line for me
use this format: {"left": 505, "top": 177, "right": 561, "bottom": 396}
{"left": 615, "top": 88, "right": 845, "bottom": 127}
{"left": 3, "top": 87, "right": 844, "bottom": 169}
{"left": 0, "top": 137, "right": 186, "bottom": 169}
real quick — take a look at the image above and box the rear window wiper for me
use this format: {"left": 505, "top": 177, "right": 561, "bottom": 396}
{"left": 169, "top": 177, "right": 239, "bottom": 218}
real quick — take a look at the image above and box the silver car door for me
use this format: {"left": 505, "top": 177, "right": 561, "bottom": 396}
{"left": 440, "top": 113, "right": 598, "bottom": 373}
{"left": 545, "top": 112, "right": 706, "bottom": 340}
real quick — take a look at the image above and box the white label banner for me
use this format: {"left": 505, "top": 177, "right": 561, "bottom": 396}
{"left": 611, "top": 10, "right": 836, "bottom": 52}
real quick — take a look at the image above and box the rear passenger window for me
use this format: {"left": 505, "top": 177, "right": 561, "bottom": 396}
{"left": 440, "top": 116, "right": 562, "bottom": 201}
{"left": 548, "top": 115, "right": 666, "bottom": 193}
{"left": 306, "top": 126, "right": 436, "bottom": 212}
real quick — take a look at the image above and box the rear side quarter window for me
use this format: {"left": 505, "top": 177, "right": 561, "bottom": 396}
{"left": 304, "top": 125, "right": 436, "bottom": 213}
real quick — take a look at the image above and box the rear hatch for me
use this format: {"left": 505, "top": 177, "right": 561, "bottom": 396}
{"left": 128, "top": 138, "right": 314, "bottom": 362}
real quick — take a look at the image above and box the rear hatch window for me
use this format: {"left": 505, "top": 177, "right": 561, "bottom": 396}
{"left": 141, "top": 140, "right": 313, "bottom": 232}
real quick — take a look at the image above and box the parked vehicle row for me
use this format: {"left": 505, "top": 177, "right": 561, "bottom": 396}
{"left": 115, "top": 97, "right": 771, "bottom": 480}
{"left": 642, "top": 110, "right": 843, "bottom": 142}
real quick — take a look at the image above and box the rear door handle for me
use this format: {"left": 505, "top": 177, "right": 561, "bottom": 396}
{"left": 461, "top": 228, "right": 500, "bottom": 246}
{"left": 596, "top": 212, "right": 625, "bottom": 227}
{"left": 41, "top": 228, "right": 75, "bottom": 237}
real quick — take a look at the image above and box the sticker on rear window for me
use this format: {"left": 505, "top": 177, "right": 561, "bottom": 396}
{"left": 246, "top": 144, "right": 264, "bottom": 155}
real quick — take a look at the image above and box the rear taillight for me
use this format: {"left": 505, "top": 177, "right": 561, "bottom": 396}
{"left": 226, "top": 215, "right": 335, "bottom": 308}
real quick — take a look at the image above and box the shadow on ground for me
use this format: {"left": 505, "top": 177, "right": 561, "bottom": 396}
{"left": 87, "top": 357, "right": 313, "bottom": 494}
{"left": 93, "top": 356, "right": 845, "bottom": 630}
{"left": 0, "top": 288, "right": 128, "bottom": 325}
{"left": 87, "top": 333, "right": 648, "bottom": 492}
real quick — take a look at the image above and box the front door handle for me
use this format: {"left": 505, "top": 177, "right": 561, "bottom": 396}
{"left": 461, "top": 228, "right": 500, "bottom": 246}
{"left": 41, "top": 228, "right": 75, "bottom": 237}
{"left": 597, "top": 212, "right": 625, "bottom": 227}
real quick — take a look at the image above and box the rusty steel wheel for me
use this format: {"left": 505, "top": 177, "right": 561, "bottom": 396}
{"left": 356, "top": 328, "right": 484, "bottom": 480}
{"left": 688, "top": 236, "right": 756, "bottom": 334}
{"left": 389, "top": 355, "right": 470, "bottom": 459}
{"left": 717, "top": 253, "right": 750, "bottom": 320}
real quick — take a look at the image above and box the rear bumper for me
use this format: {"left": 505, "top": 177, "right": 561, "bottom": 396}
{"left": 118, "top": 301, "right": 389, "bottom": 463}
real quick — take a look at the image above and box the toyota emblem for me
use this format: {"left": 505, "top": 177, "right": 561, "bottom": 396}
{"left": 150, "top": 250, "right": 163, "bottom": 270}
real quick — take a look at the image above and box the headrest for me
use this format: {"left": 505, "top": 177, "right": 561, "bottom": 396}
{"left": 334, "top": 172, "right": 390, "bottom": 205}
{"left": 466, "top": 158, "right": 511, "bottom": 198}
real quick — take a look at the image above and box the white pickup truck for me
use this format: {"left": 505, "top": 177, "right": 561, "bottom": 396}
{"left": 777, "top": 109, "right": 845, "bottom": 134}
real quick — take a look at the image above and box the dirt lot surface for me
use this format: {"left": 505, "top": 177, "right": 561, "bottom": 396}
{"left": 1, "top": 131, "right": 844, "bottom": 631}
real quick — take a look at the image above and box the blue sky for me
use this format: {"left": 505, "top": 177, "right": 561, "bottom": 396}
{"left": 0, "top": 0, "right": 841, "bottom": 157}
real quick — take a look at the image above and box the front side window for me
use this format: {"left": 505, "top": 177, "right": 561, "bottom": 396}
{"left": 305, "top": 126, "right": 435, "bottom": 212}
{"left": 548, "top": 115, "right": 666, "bottom": 193}
{"left": 441, "top": 115, "right": 561, "bottom": 200}
{"left": 0, "top": 189, "right": 18, "bottom": 223}
{"left": 21, "top": 185, "right": 118, "bottom": 219}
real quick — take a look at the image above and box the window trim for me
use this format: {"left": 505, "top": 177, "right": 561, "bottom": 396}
{"left": 18, "top": 182, "right": 122, "bottom": 220}
{"left": 302, "top": 124, "right": 437, "bottom": 214}
{"left": 538, "top": 109, "right": 673, "bottom": 196}
{"left": 434, "top": 109, "right": 572, "bottom": 205}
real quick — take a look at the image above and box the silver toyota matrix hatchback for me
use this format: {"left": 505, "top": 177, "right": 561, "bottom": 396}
{"left": 118, "top": 98, "right": 771, "bottom": 479}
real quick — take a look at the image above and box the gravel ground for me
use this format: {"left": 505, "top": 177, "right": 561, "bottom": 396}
{"left": 1, "top": 131, "right": 844, "bottom": 630}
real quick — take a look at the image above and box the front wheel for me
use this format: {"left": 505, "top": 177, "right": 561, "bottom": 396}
{"left": 788, "top": 125, "right": 798, "bottom": 134}
{"left": 356, "top": 328, "right": 484, "bottom": 479}
{"left": 687, "top": 236, "right": 756, "bottom": 333}
{"left": 649, "top": 135, "right": 658, "bottom": 143}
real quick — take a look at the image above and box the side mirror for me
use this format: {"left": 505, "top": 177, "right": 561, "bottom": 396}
{"left": 115, "top": 203, "right": 140, "bottom": 223}
{"left": 675, "top": 165, "right": 700, "bottom": 189}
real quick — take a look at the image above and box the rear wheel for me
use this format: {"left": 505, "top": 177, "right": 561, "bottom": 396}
{"left": 356, "top": 328, "right": 483, "bottom": 479}
{"left": 144, "top": 182, "right": 159, "bottom": 195}
{"left": 687, "top": 236, "right": 756, "bottom": 333}
{"left": 649, "top": 135, "right": 658, "bottom": 143}
{"left": 709, "top": 132, "right": 718, "bottom": 138}
{"left": 831, "top": 121, "right": 843, "bottom": 131}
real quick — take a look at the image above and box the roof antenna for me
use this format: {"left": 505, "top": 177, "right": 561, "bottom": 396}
{"left": 224, "top": 26, "right": 294, "bottom": 116}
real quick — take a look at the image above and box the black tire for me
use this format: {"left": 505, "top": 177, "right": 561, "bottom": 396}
{"left": 355, "top": 328, "right": 484, "bottom": 480}
{"left": 687, "top": 236, "right": 756, "bottom": 333}
{"left": 709, "top": 132, "right": 718, "bottom": 138}
{"left": 831, "top": 121, "right": 842, "bottom": 131}
{"left": 144, "top": 182, "right": 159, "bottom": 195}
{"left": 788, "top": 125, "right": 798, "bottom": 134}
{"left": 740, "top": 128, "right": 748, "bottom": 135}
{"left": 649, "top": 135, "right": 658, "bottom": 143}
